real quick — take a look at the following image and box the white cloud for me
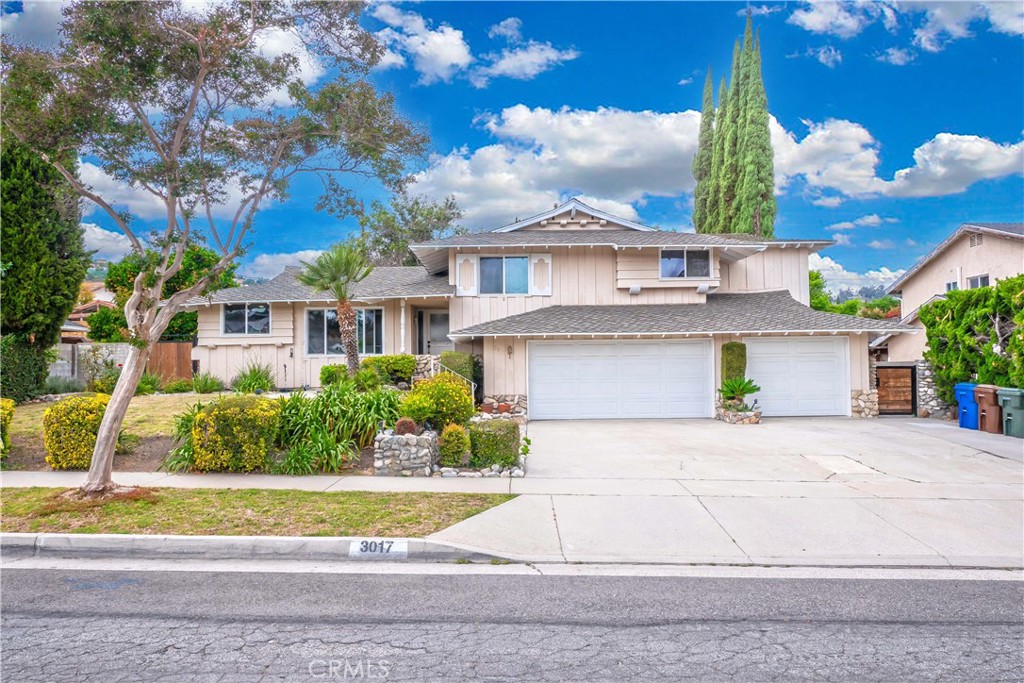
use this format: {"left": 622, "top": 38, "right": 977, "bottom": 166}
{"left": 787, "top": 1, "right": 1022, "bottom": 52}
{"left": 876, "top": 46, "right": 916, "bottom": 65}
{"left": 678, "top": 77, "right": 694, "bottom": 86}
{"left": 810, "top": 45, "right": 843, "bottom": 67}
{"left": 0, "top": 0, "right": 65, "bottom": 49}
{"left": 242, "top": 249, "right": 324, "bottom": 279}
{"left": 81, "top": 223, "right": 136, "bottom": 260}
{"left": 79, "top": 162, "right": 168, "bottom": 221}
{"left": 413, "top": 105, "right": 701, "bottom": 229}
{"left": 831, "top": 232, "right": 853, "bottom": 246}
{"left": 825, "top": 214, "right": 898, "bottom": 230}
{"left": 254, "top": 27, "right": 327, "bottom": 106}
{"left": 809, "top": 253, "right": 905, "bottom": 294}
{"left": 741, "top": 5, "right": 784, "bottom": 17}
{"left": 867, "top": 239, "right": 896, "bottom": 249}
{"left": 788, "top": 1, "right": 895, "bottom": 39}
{"left": 469, "top": 41, "right": 579, "bottom": 88}
{"left": 413, "top": 103, "right": 1023, "bottom": 228}
{"left": 885, "top": 133, "right": 1024, "bottom": 197}
{"left": 488, "top": 17, "right": 523, "bottom": 42}
{"left": 372, "top": 4, "right": 473, "bottom": 85}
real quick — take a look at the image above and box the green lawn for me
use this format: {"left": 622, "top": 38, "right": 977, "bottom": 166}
{"left": 1, "top": 487, "right": 514, "bottom": 537}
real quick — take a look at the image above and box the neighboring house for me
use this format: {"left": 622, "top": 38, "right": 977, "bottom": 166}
{"left": 880, "top": 222, "right": 1024, "bottom": 362}
{"left": 185, "top": 199, "right": 909, "bottom": 419}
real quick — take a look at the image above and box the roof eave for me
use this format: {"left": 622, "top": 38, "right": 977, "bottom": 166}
{"left": 450, "top": 327, "right": 915, "bottom": 341}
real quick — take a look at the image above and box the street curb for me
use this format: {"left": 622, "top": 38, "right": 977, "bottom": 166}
{"left": 0, "top": 533, "right": 504, "bottom": 563}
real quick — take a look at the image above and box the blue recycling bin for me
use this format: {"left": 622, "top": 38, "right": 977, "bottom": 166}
{"left": 954, "top": 382, "right": 979, "bottom": 430}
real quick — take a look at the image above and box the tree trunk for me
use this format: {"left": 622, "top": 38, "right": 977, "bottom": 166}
{"left": 337, "top": 302, "right": 360, "bottom": 376}
{"left": 81, "top": 342, "right": 153, "bottom": 493}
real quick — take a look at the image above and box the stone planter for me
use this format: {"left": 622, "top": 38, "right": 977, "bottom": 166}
{"left": 715, "top": 406, "right": 762, "bottom": 425}
{"left": 373, "top": 430, "right": 438, "bottom": 476}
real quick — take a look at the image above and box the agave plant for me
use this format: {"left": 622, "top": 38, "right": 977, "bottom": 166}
{"left": 719, "top": 377, "right": 761, "bottom": 411}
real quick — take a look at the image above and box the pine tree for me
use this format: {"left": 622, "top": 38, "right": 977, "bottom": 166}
{"left": 691, "top": 67, "right": 715, "bottom": 232}
{"left": 703, "top": 76, "right": 730, "bottom": 234}
{"left": 735, "top": 28, "right": 777, "bottom": 237}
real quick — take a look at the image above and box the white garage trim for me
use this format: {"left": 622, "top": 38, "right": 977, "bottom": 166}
{"left": 526, "top": 339, "right": 714, "bottom": 420}
{"left": 743, "top": 337, "right": 851, "bottom": 417}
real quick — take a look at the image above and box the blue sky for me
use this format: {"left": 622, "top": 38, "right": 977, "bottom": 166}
{"left": 3, "top": 1, "right": 1022, "bottom": 292}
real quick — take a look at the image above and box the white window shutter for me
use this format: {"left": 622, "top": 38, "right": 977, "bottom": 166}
{"left": 455, "top": 255, "right": 478, "bottom": 296}
{"left": 529, "top": 254, "right": 552, "bottom": 296}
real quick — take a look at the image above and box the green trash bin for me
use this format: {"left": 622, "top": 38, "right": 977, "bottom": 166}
{"left": 996, "top": 388, "right": 1024, "bottom": 438}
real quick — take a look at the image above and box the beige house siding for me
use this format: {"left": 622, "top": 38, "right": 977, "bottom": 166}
{"left": 193, "top": 298, "right": 426, "bottom": 388}
{"left": 614, "top": 248, "right": 721, "bottom": 290}
{"left": 888, "top": 233, "right": 1023, "bottom": 361}
{"left": 449, "top": 246, "right": 706, "bottom": 332}
{"left": 718, "top": 247, "right": 810, "bottom": 305}
{"left": 483, "top": 332, "right": 871, "bottom": 398}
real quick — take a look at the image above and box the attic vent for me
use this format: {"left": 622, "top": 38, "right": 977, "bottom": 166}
{"left": 970, "top": 234, "right": 983, "bottom": 247}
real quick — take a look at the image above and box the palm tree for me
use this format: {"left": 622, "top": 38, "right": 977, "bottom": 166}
{"left": 298, "top": 241, "right": 374, "bottom": 376}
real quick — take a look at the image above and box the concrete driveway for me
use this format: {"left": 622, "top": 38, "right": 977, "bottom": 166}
{"left": 431, "top": 417, "right": 1024, "bottom": 568}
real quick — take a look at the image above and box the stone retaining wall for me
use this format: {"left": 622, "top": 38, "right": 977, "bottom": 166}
{"left": 715, "top": 407, "right": 762, "bottom": 424}
{"left": 481, "top": 394, "right": 527, "bottom": 417}
{"left": 412, "top": 355, "right": 439, "bottom": 382}
{"left": 851, "top": 389, "right": 879, "bottom": 418}
{"left": 916, "top": 360, "right": 954, "bottom": 419}
{"left": 373, "top": 430, "right": 438, "bottom": 477}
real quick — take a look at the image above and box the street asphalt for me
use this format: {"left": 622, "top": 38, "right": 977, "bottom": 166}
{"left": 2, "top": 564, "right": 1022, "bottom": 681}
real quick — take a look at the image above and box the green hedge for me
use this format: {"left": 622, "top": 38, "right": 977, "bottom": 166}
{"left": 398, "top": 373, "right": 474, "bottom": 429}
{"left": 1, "top": 398, "right": 15, "bottom": 459}
{"left": 361, "top": 354, "right": 417, "bottom": 384}
{"left": 440, "top": 351, "right": 473, "bottom": 381}
{"left": 42, "top": 393, "right": 110, "bottom": 470}
{"left": 438, "top": 423, "right": 470, "bottom": 468}
{"left": 721, "top": 342, "right": 747, "bottom": 382}
{"left": 0, "top": 335, "right": 50, "bottom": 403}
{"left": 920, "top": 274, "right": 1024, "bottom": 403}
{"left": 191, "top": 395, "right": 281, "bottom": 472}
{"left": 468, "top": 420, "right": 520, "bottom": 468}
{"left": 320, "top": 364, "right": 347, "bottom": 386}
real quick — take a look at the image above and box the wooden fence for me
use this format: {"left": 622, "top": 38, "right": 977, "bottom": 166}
{"left": 147, "top": 341, "right": 194, "bottom": 382}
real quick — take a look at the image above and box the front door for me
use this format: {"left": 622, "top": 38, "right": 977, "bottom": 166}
{"left": 425, "top": 311, "right": 454, "bottom": 354}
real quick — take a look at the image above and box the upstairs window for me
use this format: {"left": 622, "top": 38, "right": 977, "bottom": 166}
{"left": 945, "top": 281, "right": 959, "bottom": 292}
{"left": 480, "top": 256, "right": 529, "bottom": 294}
{"left": 967, "top": 274, "right": 990, "bottom": 289}
{"left": 223, "top": 303, "right": 270, "bottom": 335}
{"left": 307, "top": 308, "right": 383, "bottom": 355}
{"left": 660, "top": 249, "right": 711, "bottom": 279}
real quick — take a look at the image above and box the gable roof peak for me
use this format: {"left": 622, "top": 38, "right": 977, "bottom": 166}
{"left": 491, "top": 197, "right": 657, "bottom": 233}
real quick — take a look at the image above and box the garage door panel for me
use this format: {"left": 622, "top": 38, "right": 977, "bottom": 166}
{"left": 746, "top": 338, "right": 849, "bottom": 417}
{"left": 528, "top": 341, "right": 712, "bottom": 420}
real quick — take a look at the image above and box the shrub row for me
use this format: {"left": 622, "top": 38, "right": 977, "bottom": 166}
{"left": 0, "top": 336, "right": 50, "bottom": 403}
{"left": 0, "top": 398, "right": 14, "bottom": 460}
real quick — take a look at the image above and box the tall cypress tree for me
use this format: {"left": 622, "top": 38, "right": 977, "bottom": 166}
{"left": 691, "top": 9, "right": 776, "bottom": 236}
{"left": 714, "top": 39, "right": 743, "bottom": 233}
{"left": 735, "top": 29, "right": 777, "bottom": 237}
{"left": 704, "top": 76, "right": 729, "bottom": 234}
{"left": 691, "top": 67, "right": 715, "bottom": 232}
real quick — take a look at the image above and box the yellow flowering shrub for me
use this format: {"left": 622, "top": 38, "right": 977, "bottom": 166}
{"left": 42, "top": 394, "right": 110, "bottom": 470}
{"left": 1, "top": 397, "right": 15, "bottom": 458}
{"left": 191, "top": 395, "right": 281, "bottom": 472}
{"left": 398, "top": 373, "right": 474, "bottom": 429}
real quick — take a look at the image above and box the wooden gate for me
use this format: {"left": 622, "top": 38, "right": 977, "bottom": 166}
{"left": 147, "top": 341, "right": 194, "bottom": 382}
{"left": 877, "top": 366, "right": 915, "bottom": 415}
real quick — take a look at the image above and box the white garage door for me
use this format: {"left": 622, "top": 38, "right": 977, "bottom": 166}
{"left": 745, "top": 337, "right": 850, "bottom": 416}
{"left": 528, "top": 340, "right": 713, "bottom": 420}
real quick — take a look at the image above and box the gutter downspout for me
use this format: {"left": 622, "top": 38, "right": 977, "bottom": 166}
{"left": 400, "top": 298, "right": 407, "bottom": 354}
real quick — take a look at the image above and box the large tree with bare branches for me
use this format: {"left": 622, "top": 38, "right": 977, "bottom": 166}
{"left": 1, "top": 1, "right": 427, "bottom": 493}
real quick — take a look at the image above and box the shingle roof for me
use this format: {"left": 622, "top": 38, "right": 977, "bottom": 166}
{"left": 450, "top": 290, "right": 909, "bottom": 338}
{"left": 887, "top": 222, "right": 1024, "bottom": 294}
{"left": 184, "top": 266, "right": 453, "bottom": 306}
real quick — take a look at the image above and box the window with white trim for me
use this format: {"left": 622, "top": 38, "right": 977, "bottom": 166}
{"left": 660, "top": 249, "right": 711, "bottom": 279}
{"left": 222, "top": 303, "right": 270, "bottom": 335}
{"left": 945, "top": 281, "right": 959, "bottom": 292}
{"left": 306, "top": 308, "right": 383, "bottom": 355}
{"left": 479, "top": 256, "right": 529, "bottom": 294}
{"left": 967, "top": 274, "right": 990, "bottom": 289}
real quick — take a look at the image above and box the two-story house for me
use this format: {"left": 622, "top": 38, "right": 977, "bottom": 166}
{"left": 880, "top": 222, "right": 1024, "bottom": 362}
{"left": 186, "top": 199, "right": 908, "bottom": 419}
